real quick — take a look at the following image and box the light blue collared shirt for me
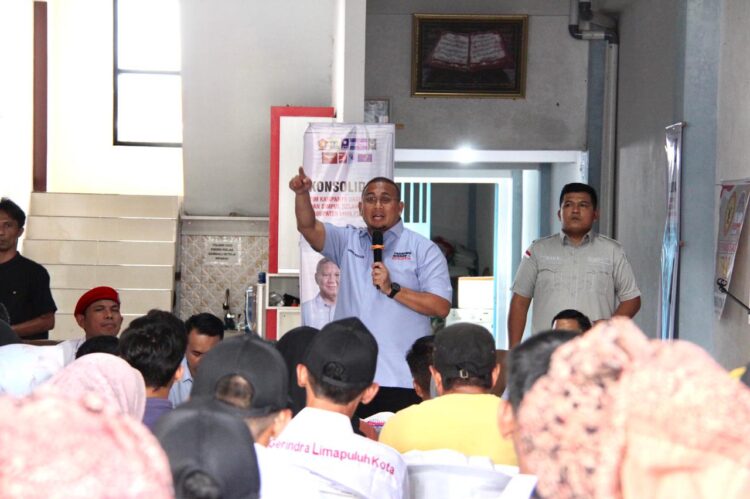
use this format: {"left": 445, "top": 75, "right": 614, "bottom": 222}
{"left": 323, "top": 220, "right": 452, "bottom": 388}
{"left": 168, "top": 356, "right": 192, "bottom": 407}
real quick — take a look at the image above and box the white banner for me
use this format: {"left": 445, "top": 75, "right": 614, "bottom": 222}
{"left": 299, "top": 123, "right": 395, "bottom": 329}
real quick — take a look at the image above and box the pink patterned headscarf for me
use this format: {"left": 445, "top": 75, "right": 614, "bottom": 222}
{"left": 0, "top": 390, "right": 173, "bottom": 498}
{"left": 517, "top": 318, "right": 750, "bottom": 499}
{"left": 47, "top": 353, "right": 146, "bottom": 419}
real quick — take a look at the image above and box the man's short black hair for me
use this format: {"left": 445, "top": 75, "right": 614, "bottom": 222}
{"left": 185, "top": 313, "right": 224, "bottom": 340}
{"left": 559, "top": 183, "right": 598, "bottom": 210}
{"left": 0, "top": 198, "right": 26, "bottom": 228}
{"left": 405, "top": 335, "right": 435, "bottom": 396}
{"left": 362, "top": 177, "right": 401, "bottom": 202}
{"left": 119, "top": 311, "right": 187, "bottom": 389}
{"left": 307, "top": 369, "right": 370, "bottom": 405}
{"left": 506, "top": 330, "right": 579, "bottom": 412}
{"left": 551, "top": 309, "right": 593, "bottom": 332}
{"left": 76, "top": 335, "right": 120, "bottom": 359}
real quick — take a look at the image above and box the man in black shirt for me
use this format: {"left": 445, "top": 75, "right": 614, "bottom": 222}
{"left": 0, "top": 198, "right": 56, "bottom": 340}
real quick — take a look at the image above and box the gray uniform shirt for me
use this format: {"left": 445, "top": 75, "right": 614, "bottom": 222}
{"left": 511, "top": 231, "right": 640, "bottom": 334}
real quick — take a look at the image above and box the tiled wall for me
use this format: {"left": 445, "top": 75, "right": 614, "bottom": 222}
{"left": 176, "top": 218, "right": 268, "bottom": 325}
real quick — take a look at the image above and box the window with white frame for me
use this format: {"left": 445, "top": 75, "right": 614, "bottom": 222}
{"left": 114, "top": 0, "right": 182, "bottom": 146}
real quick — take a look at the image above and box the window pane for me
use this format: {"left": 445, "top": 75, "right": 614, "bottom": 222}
{"left": 117, "top": 73, "right": 182, "bottom": 144}
{"left": 117, "top": 0, "right": 181, "bottom": 71}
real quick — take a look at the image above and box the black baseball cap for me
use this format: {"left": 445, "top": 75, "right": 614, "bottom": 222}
{"left": 191, "top": 335, "right": 289, "bottom": 416}
{"left": 434, "top": 323, "right": 496, "bottom": 380}
{"left": 303, "top": 317, "right": 378, "bottom": 388}
{"left": 154, "top": 398, "right": 260, "bottom": 499}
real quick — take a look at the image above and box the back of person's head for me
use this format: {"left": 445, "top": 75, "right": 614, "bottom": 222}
{"left": 47, "top": 352, "right": 146, "bottom": 419}
{"left": 76, "top": 335, "right": 120, "bottom": 358}
{"left": 192, "top": 335, "right": 289, "bottom": 416}
{"left": 559, "top": 182, "right": 598, "bottom": 209}
{"left": 275, "top": 326, "right": 319, "bottom": 415}
{"left": 406, "top": 335, "right": 435, "bottom": 399}
{"left": 0, "top": 197, "right": 26, "bottom": 228}
{"left": 303, "top": 317, "right": 378, "bottom": 405}
{"left": 129, "top": 309, "right": 187, "bottom": 338}
{"left": 154, "top": 399, "right": 260, "bottom": 499}
{"left": 119, "top": 312, "right": 187, "bottom": 389}
{"left": 506, "top": 330, "right": 579, "bottom": 412}
{"left": 185, "top": 313, "right": 224, "bottom": 340}
{"left": 551, "top": 309, "right": 592, "bottom": 333}
{"left": 512, "top": 318, "right": 750, "bottom": 499}
{"left": 433, "top": 323, "right": 496, "bottom": 392}
{"left": 0, "top": 390, "right": 172, "bottom": 497}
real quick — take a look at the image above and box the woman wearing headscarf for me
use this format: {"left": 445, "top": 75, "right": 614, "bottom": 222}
{"left": 46, "top": 352, "right": 147, "bottom": 420}
{"left": 0, "top": 390, "right": 173, "bottom": 498}
{"left": 502, "top": 318, "right": 750, "bottom": 499}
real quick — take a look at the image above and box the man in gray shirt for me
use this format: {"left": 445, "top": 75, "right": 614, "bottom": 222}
{"left": 507, "top": 183, "right": 640, "bottom": 348}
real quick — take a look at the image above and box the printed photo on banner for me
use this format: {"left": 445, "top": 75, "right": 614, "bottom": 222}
{"left": 299, "top": 123, "right": 395, "bottom": 329}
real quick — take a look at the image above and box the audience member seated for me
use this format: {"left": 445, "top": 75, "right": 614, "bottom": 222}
{"left": 0, "top": 390, "right": 172, "bottom": 497}
{"left": 406, "top": 335, "right": 435, "bottom": 401}
{"left": 119, "top": 310, "right": 186, "bottom": 431}
{"left": 0, "top": 342, "right": 69, "bottom": 396}
{"left": 550, "top": 308, "right": 592, "bottom": 332}
{"left": 46, "top": 352, "right": 146, "bottom": 419}
{"left": 380, "top": 323, "right": 517, "bottom": 466}
{"left": 75, "top": 335, "right": 120, "bottom": 359}
{"left": 499, "top": 318, "right": 750, "bottom": 498}
{"left": 403, "top": 449, "right": 537, "bottom": 499}
{"left": 154, "top": 398, "right": 261, "bottom": 499}
{"left": 498, "top": 329, "right": 580, "bottom": 475}
{"left": 62, "top": 286, "right": 124, "bottom": 364}
{"left": 168, "top": 312, "right": 224, "bottom": 407}
{"left": 275, "top": 325, "right": 319, "bottom": 416}
{"left": 268, "top": 317, "right": 408, "bottom": 499}
{"left": 190, "top": 334, "right": 319, "bottom": 498}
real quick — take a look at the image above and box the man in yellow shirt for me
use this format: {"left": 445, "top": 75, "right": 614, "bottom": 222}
{"left": 379, "top": 323, "right": 517, "bottom": 465}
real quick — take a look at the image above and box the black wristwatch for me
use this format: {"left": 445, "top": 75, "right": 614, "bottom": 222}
{"left": 388, "top": 282, "right": 401, "bottom": 299}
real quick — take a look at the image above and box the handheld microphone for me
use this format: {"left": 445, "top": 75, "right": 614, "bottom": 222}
{"left": 372, "top": 231, "right": 383, "bottom": 263}
{"left": 372, "top": 231, "right": 384, "bottom": 290}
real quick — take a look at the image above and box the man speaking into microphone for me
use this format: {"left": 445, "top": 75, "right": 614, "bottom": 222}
{"left": 289, "top": 168, "right": 452, "bottom": 415}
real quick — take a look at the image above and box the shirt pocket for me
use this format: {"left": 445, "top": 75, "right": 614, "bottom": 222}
{"left": 586, "top": 262, "right": 613, "bottom": 293}
{"left": 537, "top": 260, "right": 565, "bottom": 290}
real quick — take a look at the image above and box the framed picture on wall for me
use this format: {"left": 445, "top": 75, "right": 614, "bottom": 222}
{"left": 412, "top": 14, "right": 528, "bottom": 98}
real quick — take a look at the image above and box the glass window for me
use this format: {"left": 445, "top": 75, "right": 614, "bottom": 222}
{"left": 114, "top": 0, "right": 181, "bottom": 146}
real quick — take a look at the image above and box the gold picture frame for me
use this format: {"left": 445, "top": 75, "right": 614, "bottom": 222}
{"left": 412, "top": 14, "right": 528, "bottom": 98}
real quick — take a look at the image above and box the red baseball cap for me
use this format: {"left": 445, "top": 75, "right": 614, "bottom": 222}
{"left": 75, "top": 286, "right": 120, "bottom": 316}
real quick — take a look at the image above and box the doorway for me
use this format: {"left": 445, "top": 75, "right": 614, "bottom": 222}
{"left": 395, "top": 148, "right": 587, "bottom": 348}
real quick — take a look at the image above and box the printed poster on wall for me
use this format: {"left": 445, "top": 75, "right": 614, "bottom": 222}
{"left": 299, "top": 123, "right": 395, "bottom": 329}
{"left": 714, "top": 181, "right": 750, "bottom": 319}
{"left": 658, "top": 123, "right": 683, "bottom": 340}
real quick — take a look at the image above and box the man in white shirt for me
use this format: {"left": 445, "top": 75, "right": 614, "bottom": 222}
{"left": 267, "top": 317, "right": 408, "bottom": 498}
{"left": 190, "top": 334, "right": 321, "bottom": 498}
{"left": 301, "top": 258, "right": 340, "bottom": 329}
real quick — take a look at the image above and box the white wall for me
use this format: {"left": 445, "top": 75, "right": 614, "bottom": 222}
{"left": 715, "top": 0, "right": 750, "bottom": 367}
{"left": 46, "top": 0, "right": 183, "bottom": 196}
{"left": 180, "top": 0, "right": 337, "bottom": 216}
{"left": 365, "top": 0, "right": 588, "bottom": 150}
{"left": 615, "top": 0, "right": 682, "bottom": 340}
{"left": 0, "top": 0, "right": 33, "bottom": 221}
